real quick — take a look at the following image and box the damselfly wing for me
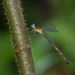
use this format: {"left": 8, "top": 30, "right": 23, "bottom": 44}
{"left": 43, "top": 24, "right": 58, "bottom": 32}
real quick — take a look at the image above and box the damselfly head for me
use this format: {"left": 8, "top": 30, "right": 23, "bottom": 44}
{"left": 31, "top": 24, "right": 36, "bottom": 28}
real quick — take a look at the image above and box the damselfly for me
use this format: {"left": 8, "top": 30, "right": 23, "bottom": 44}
{"left": 31, "top": 24, "right": 70, "bottom": 64}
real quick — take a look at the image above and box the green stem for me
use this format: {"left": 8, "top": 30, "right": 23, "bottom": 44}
{"left": 3, "top": 0, "right": 36, "bottom": 75}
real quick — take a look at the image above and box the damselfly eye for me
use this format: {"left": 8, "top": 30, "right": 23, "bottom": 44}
{"left": 31, "top": 24, "right": 36, "bottom": 28}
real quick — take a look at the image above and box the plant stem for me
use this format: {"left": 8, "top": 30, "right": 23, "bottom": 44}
{"left": 3, "top": 0, "right": 36, "bottom": 75}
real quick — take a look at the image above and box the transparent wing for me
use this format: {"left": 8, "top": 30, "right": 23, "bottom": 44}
{"left": 43, "top": 24, "right": 58, "bottom": 32}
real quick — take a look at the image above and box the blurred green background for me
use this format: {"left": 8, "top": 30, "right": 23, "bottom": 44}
{"left": 0, "top": 0, "right": 75, "bottom": 75}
